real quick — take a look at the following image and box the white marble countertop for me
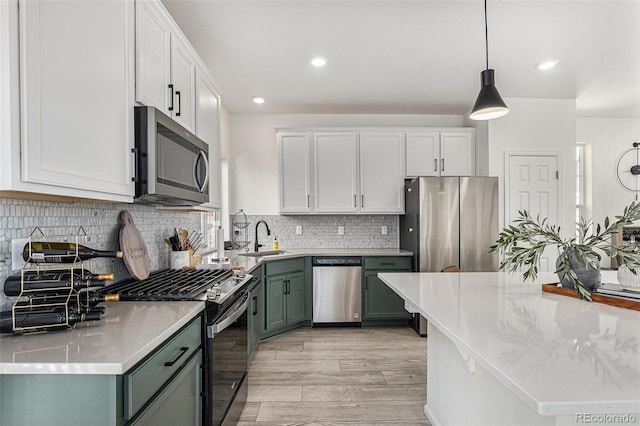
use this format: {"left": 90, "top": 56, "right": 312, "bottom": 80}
{"left": 378, "top": 271, "right": 640, "bottom": 416}
{"left": 0, "top": 301, "right": 204, "bottom": 375}
{"left": 203, "top": 247, "right": 412, "bottom": 273}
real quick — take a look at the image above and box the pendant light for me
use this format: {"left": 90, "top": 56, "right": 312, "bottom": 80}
{"left": 469, "top": 0, "right": 509, "bottom": 120}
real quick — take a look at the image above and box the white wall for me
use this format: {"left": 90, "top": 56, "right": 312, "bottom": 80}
{"left": 577, "top": 117, "right": 640, "bottom": 267}
{"left": 486, "top": 98, "right": 577, "bottom": 239}
{"left": 228, "top": 114, "right": 464, "bottom": 214}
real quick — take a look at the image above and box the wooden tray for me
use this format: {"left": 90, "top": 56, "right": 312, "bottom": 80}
{"left": 542, "top": 283, "right": 640, "bottom": 311}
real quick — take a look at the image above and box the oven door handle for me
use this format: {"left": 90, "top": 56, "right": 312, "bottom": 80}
{"left": 206, "top": 295, "right": 249, "bottom": 339}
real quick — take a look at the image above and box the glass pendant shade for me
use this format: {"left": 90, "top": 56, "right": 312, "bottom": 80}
{"left": 469, "top": 69, "right": 509, "bottom": 120}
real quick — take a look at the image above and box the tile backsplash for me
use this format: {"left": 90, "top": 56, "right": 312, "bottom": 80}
{"left": 0, "top": 197, "right": 202, "bottom": 310}
{"left": 240, "top": 214, "right": 399, "bottom": 251}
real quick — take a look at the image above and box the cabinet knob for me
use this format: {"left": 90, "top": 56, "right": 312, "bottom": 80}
{"left": 408, "top": 228, "right": 413, "bottom": 233}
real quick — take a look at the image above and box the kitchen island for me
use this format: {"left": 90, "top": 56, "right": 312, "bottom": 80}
{"left": 378, "top": 271, "right": 640, "bottom": 426}
{"left": 0, "top": 301, "right": 204, "bottom": 425}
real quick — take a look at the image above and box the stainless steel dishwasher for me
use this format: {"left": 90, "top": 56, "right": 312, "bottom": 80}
{"left": 312, "top": 257, "right": 362, "bottom": 324}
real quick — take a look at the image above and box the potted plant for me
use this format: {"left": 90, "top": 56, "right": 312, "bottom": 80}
{"left": 489, "top": 201, "right": 640, "bottom": 300}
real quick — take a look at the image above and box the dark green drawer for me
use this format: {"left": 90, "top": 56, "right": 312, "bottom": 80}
{"left": 265, "top": 257, "right": 305, "bottom": 276}
{"left": 124, "top": 316, "right": 202, "bottom": 420}
{"left": 364, "top": 256, "right": 411, "bottom": 271}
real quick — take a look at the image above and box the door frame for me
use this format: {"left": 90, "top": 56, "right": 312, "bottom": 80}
{"left": 504, "top": 151, "right": 562, "bottom": 228}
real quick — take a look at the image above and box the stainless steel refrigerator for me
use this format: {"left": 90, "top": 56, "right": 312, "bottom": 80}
{"left": 399, "top": 177, "right": 499, "bottom": 334}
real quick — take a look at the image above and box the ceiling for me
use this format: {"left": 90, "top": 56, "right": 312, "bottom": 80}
{"left": 162, "top": 0, "right": 640, "bottom": 117}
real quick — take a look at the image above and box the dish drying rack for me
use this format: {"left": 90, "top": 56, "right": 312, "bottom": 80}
{"left": 7, "top": 226, "right": 107, "bottom": 334}
{"left": 231, "top": 210, "right": 251, "bottom": 250}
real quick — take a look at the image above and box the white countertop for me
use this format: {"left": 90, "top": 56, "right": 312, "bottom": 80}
{"left": 0, "top": 301, "right": 204, "bottom": 375}
{"left": 378, "top": 271, "right": 640, "bottom": 415}
{"left": 208, "top": 247, "right": 412, "bottom": 272}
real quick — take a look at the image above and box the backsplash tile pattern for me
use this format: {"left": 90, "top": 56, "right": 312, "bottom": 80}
{"left": 0, "top": 197, "right": 202, "bottom": 310}
{"left": 242, "top": 215, "right": 399, "bottom": 250}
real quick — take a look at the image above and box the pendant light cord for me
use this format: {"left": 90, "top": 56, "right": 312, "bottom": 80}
{"left": 484, "top": 0, "right": 489, "bottom": 70}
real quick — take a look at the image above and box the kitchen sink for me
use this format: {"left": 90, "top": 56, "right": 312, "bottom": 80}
{"left": 237, "top": 250, "right": 288, "bottom": 257}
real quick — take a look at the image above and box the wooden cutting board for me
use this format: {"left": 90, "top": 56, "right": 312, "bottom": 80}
{"left": 119, "top": 210, "right": 151, "bottom": 280}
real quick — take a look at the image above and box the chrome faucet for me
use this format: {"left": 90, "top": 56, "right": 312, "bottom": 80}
{"left": 254, "top": 220, "right": 271, "bottom": 252}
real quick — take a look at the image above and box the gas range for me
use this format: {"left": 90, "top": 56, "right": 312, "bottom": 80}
{"left": 98, "top": 268, "right": 252, "bottom": 305}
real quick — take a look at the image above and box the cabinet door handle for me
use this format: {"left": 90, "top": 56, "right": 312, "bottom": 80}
{"left": 441, "top": 158, "right": 444, "bottom": 171}
{"left": 361, "top": 194, "right": 364, "bottom": 208}
{"left": 164, "top": 346, "right": 189, "bottom": 367}
{"left": 307, "top": 194, "right": 310, "bottom": 208}
{"left": 252, "top": 296, "right": 258, "bottom": 316}
{"left": 434, "top": 158, "right": 437, "bottom": 172}
{"left": 365, "top": 276, "right": 368, "bottom": 291}
{"left": 283, "top": 280, "right": 287, "bottom": 295}
{"left": 353, "top": 195, "right": 357, "bottom": 208}
{"left": 287, "top": 280, "right": 291, "bottom": 294}
{"left": 380, "top": 262, "right": 394, "bottom": 266}
{"left": 168, "top": 84, "right": 175, "bottom": 111}
{"left": 175, "top": 90, "right": 182, "bottom": 116}
{"left": 131, "top": 148, "right": 139, "bottom": 182}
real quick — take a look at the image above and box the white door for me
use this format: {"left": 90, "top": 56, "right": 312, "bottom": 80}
{"left": 440, "top": 131, "right": 475, "bottom": 176}
{"left": 359, "top": 132, "right": 404, "bottom": 213}
{"left": 170, "top": 34, "right": 196, "bottom": 132}
{"left": 406, "top": 131, "right": 439, "bottom": 177}
{"left": 195, "top": 69, "right": 220, "bottom": 208}
{"left": 314, "top": 133, "right": 358, "bottom": 213}
{"left": 507, "top": 154, "right": 560, "bottom": 271}
{"left": 20, "top": 0, "right": 134, "bottom": 197}
{"left": 135, "top": 0, "right": 171, "bottom": 113}
{"left": 279, "top": 133, "right": 312, "bottom": 213}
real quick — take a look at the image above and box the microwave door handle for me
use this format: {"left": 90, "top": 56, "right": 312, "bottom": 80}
{"left": 193, "top": 150, "right": 210, "bottom": 193}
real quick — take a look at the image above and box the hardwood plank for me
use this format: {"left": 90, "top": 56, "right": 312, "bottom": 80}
{"left": 302, "top": 384, "right": 426, "bottom": 402}
{"left": 255, "top": 401, "right": 428, "bottom": 422}
{"left": 304, "top": 341, "right": 423, "bottom": 351}
{"left": 248, "top": 385, "right": 302, "bottom": 402}
{"left": 273, "top": 349, "right": 426, "bottom": 361}
{"left": 339, "top": 358, "right": 427, "bottom": 371}
{"left": 248, "top": 371, "right": 387, "bottom": 386}
{"left": 382, "top": 370, "right": 427, "bottom": 385}
{"left": 249, "top": 359, "right": 341, "bottom": 372}
{"left": 237, "top": 402, "right": 260, "bottom": 422}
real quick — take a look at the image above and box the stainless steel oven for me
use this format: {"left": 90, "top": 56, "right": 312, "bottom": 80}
{"left": 205, "top": 290, "right": 249, "bottom": 425}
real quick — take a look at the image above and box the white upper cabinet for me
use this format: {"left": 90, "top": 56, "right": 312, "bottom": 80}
{"left": 359, "top": 132, "right": 404, "bottom": 213}
{"left": 169, "top": 35, "right": 196, "bottom": 132}
{"left": 136, "top": 0, "right": 196, "bottom": 132}
{"left": 10, "top": 0, "right": 134, "bottom": 201}
{"left": 278, "top": 133, "right": 312, "bottom": 214}
{"left": 278, "top": 130, "right": 405, "bottom": 215}
{"left": 406, "top": 129, "right": 475, "bottom": 177}
{"left": 313, "top": 133, "right": 359, "bottom": 214}
{"left": 195, "top": 69, "right": 221, "bottom": 209}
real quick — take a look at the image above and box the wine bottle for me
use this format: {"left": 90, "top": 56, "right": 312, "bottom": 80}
{"left": 14, "top": 292, "right": 120, "bottom": 308}
{"left": 0, "top": 307, "right": 102, "bottom": 333}
{"left": 23, "top": 242, "right": 123, "bottom": 264}
{"left": 3, "top": 270, "right": 113, "bottom": 297}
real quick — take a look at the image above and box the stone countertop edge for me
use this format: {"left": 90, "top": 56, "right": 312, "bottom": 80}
{"left": 0, "top": 300, "right": 205, "bottom": 375}
{"left": 220, "top": 248, "right": 413, "bottom": 273}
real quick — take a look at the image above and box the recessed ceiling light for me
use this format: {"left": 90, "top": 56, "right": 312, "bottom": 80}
{"left": 310, "top": 56, "right": 327, "bottom": 67}
{"left": 536, "top": 59, "right": 559, "bottom": 70}
{"left": 251, "top": 96, "right": 265, "bottom": 104}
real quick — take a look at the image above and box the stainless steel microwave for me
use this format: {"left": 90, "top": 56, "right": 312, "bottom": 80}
{"left": 134, "top": 106, "right": 209, "bottom": 205}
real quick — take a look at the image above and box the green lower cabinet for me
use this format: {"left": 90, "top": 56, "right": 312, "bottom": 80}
{"left": 262, "top": 258, "right": 310, "bottom": 338}
{"left": 362, "top": 256, "right": 412, "bottom": 326}
{"left": 0, "top": 317, "right": 203, "bottom": 426}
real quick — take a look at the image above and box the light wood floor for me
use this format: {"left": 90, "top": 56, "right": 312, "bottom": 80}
{"left": 238, "top": 326, "right": 430, "bottom": 425}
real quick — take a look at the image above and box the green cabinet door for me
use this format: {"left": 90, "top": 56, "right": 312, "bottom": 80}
{"left": 286, "top": 271, "right": 305, "bottom": 324}
{"left": 363, "top": 272, "right": 412, "bottom": 322}
{"left": 264, "top": 274, "right": 287, "bottom": 332}
{"left": 248, "top": 279, "right": 263, "bottom": 361}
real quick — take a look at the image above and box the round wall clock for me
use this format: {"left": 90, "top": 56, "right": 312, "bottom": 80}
{"left": 616, "top": 142, "right": 640, "bottom": 192}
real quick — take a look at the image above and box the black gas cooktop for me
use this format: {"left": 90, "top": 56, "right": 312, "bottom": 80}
{"left": 98, "top": 268, "right": 234, "bottom": 301}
